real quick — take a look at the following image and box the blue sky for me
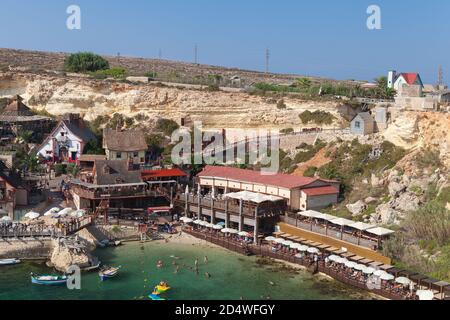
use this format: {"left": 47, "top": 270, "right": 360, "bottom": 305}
{"left": 0, "top": 0, "right": 448, "bottom": 82}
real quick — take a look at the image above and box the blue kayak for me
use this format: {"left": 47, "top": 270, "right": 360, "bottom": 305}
{"left": 149, "top": 294, "right": 166, "bottom": 301}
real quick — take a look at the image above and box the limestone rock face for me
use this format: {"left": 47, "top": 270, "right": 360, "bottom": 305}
{"left": 372, "top": 203, "right": 403, "bottom": 225}
{"left": 346, "top": 200, "right": 367, "bottom": 216}
{"left": 50, "top": 239, "right": 90, "bottom": 273}
{"left": 388, "top": 181, "right": 406, "bottom": 197}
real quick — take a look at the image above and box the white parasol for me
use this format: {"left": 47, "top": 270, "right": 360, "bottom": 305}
{"left": 238, "top": 231, "right": 251, "bottom": 237}
{"left": 298, "top": 245, "right": 310, "bottom": 252}
{"left": 24, "top": 212, "right": 40, "bottom": 220}
{"left": 395, "top": 277, "right": 411, "bottom": 286}
{"left": 307, "top": 247, "right": 320, "bottom": 254}
{"left": 274, "top": 238, "right": 285, "bottom": 244}
{"left": 212, "top": 224, "right": 223, "bottom": 230}
{"left": 354, "top": 264, "right": 366, "bottom": 271}
{"left": 265, "top": 236, "right": 276, "bottom": 242}
{"left": 362, "top": 267, "right": 376, "bottom": 275}
{"left": 344, "top": 261, "right": 357, "bottom": 269}
{"left": 380, "top": 273, "right": 395, "bottom": 281}
{"left": 416, "top": 290, "right": 434, "bottom": 301}
{"left": 373, "top": 270, "right": 386, "bottom": 277}
{"left": 282, "top": 240, "right": 294, "bottom": 247}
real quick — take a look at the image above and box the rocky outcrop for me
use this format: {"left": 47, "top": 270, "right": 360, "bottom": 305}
{"left": 0, "top": 72, "right": 343, "bottom": 131}
{"left": 346, "top": 200, "right": 367, "bottom": 217}
{"left": 49, "top": 238, "right": 93, "bottom": 273}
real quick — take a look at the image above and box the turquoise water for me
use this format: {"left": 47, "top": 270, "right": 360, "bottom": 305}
{"left": 0, "top": 242, "right": 373, "bottom": 300}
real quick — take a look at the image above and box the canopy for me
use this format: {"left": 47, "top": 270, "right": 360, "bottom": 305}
{"left": 274, "top": 238, "right": 285, "bottom": 244}
{"left": 307, "top": 247, "right": 320, "bottom": 254}
{"left": 373, "top": 270, "right": 386, "bottom": 277}
{"left": 58, "top": 208, "right": 73, "bottom": 217}
{"left": 212, "top": 224, "right": 223, "bottom": 230}
{"left": 297, "top": 210, "right": 322, "bottom": 218}
{"left": 335, "top": 257, "right": 348, "bottom": 264}
{"left": 290, "top": 243, "right": 302, "bottom": 250}
{"left": 345, "top": 261, "right": 357, "bottom": 269}
{"left": 282, "top": 240, "right": 294, "bottom": 246}
{"left": 238, "top": 231, "right": 251, "bottom": 237}
{"left": 349, "top": 221, "right": 376, "bottom": 231}
{"left": 366, "top": 227, "right": 395, "bottom": 236}
{"left": 362, "top": 267, "right": 376, "bottom": 275}
{"left": 265, "top": 236, "right": 276, "bottom": 241}
{"left": 298, "top": 245, "right": 310, "bottom": 252}
{"left": 330, "top": 218, "right": 354, "bottom": 227}
{"left": 380, "top": 273, "right": 395, "bottom": 281}
{"left": 224, "top": 191, "right": 283, "bottom": 204}
{"left": 416, "top": 290, "right": 434, "bottom": 301}
{"left": 24, "top": 212, "right": 40, "bottom": 220}
{"left": 354, "top": 264, "right": 366, "bottom": 271}
{"left": 0, "top": 216, "right": 12, "bottom": 223}
{"left": 328, "top": 255, "right": 339, "bottom": 262}
{"left": 395, "top": 277, "right": 411, "bottom": 285}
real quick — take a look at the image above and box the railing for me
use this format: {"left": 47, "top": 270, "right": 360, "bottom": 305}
{"left": 183, "top": 228, "right": 420, "bottom": 301}
{"left": 175, "top": 194, "right": 257, "bottom": 217}
{"left": 72, "top": 186, "right": 167, "bottom": 200}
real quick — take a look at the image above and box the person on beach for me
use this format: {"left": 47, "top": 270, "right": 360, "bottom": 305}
{"left": 205, "top": 272, "right": 211, "bottom": 279}
{"left": 175, "top": 266, "right": 179, "bottom": 274}
{"left": 157, "top": 260, "right": 163, "bottom": 268}
{"left": 195, "top": 258, "right": 199, "bottom": 268}
{"left": 204, "top": 256, "right": 208, "bottom": 264}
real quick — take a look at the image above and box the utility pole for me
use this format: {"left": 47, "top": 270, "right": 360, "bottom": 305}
{"left": 117, "top": 52, "right": 120, "bottom": 64}
{"left": 158, "top": 48, "right": 162, "bottom": 60}
{"left": 438, "top": 65, "right": 444, "bottom": 86}
{"left": 194, "top": 44, "right": 198, "bottom": 64}
{"left": 265, "top": 48, "right": 270, "bottom": 74}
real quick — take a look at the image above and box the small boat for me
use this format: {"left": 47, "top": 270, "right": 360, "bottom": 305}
{"left": 114, "top": 241, "right": 122, "bottom": 246}
{"left": 30, "top": 273, "right": 68, "bottom": 286}
{"left": 149, "top": 294, "right": 166, "bottom": 301}
{"left": 0, "top": 258, "right": 21, "bottom": 266}
{"left": 99, "top": 266, "right": 121, "bottom": 281}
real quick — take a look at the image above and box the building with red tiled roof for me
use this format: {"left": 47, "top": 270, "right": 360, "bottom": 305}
{"left": 141, "top": 168, "right": 187, "bottom": 182}
{"left": 197, "top": 166, "right": 340, "bottom": 211}
{"left": 388, "top": 70, "right": 424, "bottom": 92}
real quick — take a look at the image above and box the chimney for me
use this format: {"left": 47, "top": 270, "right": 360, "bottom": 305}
{"left": 388, "top": 70, "right": 396, "bottom": 89}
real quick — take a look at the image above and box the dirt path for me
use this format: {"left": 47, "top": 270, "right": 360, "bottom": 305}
{"left": 293, "top": 147, "right": 332, "bottom": 176}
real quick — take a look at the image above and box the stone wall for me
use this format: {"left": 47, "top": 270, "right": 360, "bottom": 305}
{"left": 0, "top": 238, "right": 53, "bottom": 259}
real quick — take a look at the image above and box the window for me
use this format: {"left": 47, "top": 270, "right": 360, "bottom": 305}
{"left": 133, "top": 152, "right": 139, "bottom": 158}
{"left": 140, "top": 157, "right": 145, "bottom": 163}
{"left": 60, "top": 132, "right": 65, "bottom": 137}
{"left": 116, "top": 152, "right": 122, "bottom": 159}
{"left": 355, "top": 121, "right": 361, "bottom": 129}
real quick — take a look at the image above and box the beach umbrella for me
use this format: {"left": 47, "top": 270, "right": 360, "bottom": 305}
{"left": 71, "top": 210, "right": 86, "bottom": 218}
{"left": 327, "top": 255, "right": 338, "bottom": 262}
{"left": 335, "top": 257, "right": 348, "bottom": 264}
{"left": 227, "top": 228, "right": 238, "bottom": 234}
{"left": 344, "top": 261, "right": 357, "bottom": 269}
{"left": 298, "top": 245, "right": 310, "bottom": 252}
{"left": 380, "top": 273, "right": 395, "bottom": 281}
{"left": 238, "top": 231, "right": 251, "bottom": 237}
{"left": 25, "top": 212, "right": 40, "bottom": 220}
{"left": 290, "top": 243, "right": 302, "bottom": 250}
{"left": 199, "top": 221, "right": 208, "bottom": 227}
{"left": 213, "top": 224, "right": 223, "bottom": 230}
{"left": 294, "top": 253, "right": 304, "bottom": 259}
{"left": 183, "top": 218, "right": 194, "bottom": 224}
{"left": 416, "top": 290, "right": 434, "bottom": 301}
{"left": 265, "top": 236, "right": 276, "bottom": 242}
{"left": 193, "top": 219, "right": 202, "bottom": 225}
{"left": 217, "top": 221, "right": 226, "bottom": 227}
{"left": 274, "top": 238, "right": 285, "bottom": 244}
{"left": 58, "top": 208, "right": 73, "bottom": 217}
{"left": 50, "top": 207, "right": 60, "bottom": 213}
{"left": 373, "top": 270, "right": 386, "bottom": 277}
{"left": 1, "top": 216, "right": 12, "bottom": 223}
{"left": 362, "top": 267, "right": 375, "bottom": 275}
{"left": 395, "top": 277, "right": 411, "bottom": 286}
{"left": 307, "top": 247, "right": 320, "bottom": 254}
{"left": 354, "top": 264, "right": 366, "bottom": 271}
{"left": 221, "top": 228, "right": 230, "bottom": 233}
{"left": 282, "top": 240, "right": 294, "bottom": 246}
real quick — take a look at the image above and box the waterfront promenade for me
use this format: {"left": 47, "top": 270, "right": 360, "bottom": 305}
{"left": 183, "top": 227, "right": 450, "bottom": 300}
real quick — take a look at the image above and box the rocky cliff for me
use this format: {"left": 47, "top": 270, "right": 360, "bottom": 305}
{"left": 0, "top": 72, "right": 343, "bottom": 130}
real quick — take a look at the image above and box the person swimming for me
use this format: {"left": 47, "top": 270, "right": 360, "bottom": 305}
{"left": 205, "top": 272, "right": 211, "bottom": 278}
{"left": 156, "top": 260, "right": 163, "bottom": 268}
{"left": 204, "top": 256, "right": 208, "bottom": 264}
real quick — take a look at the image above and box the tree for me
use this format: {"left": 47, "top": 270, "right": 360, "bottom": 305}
{"left": 375, "top": 76, "right": 396, "bottom": 99}
{"left": 64, "top": 52, "right": 110, "bottom": 73}
{"left": 19, "top": 154, "right": 41, "bottom": 173}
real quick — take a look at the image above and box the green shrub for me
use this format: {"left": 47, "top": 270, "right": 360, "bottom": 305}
{"left": 64, "top": 52, "right": 109, "bottom": 73}
{"left": 277, "top": 99, "right": 287, "bottom": 109}
{"left": 280, "top": 128, "right": 294, "bottom": 134}
{"left": 54, "top": 164, "right": 67, "bottom": 176}
{"left": 92, "top": 67, "right": 127, "bottom": 79}
{"left": 303, "top": 166, "right": 318, "bottom": 177}
{"left": 156, "top": 118, "right": 180, "bottom": 136}
{"left": 144, "top": 72, "right": 157, "bottom": 79}
{"left": 299, "top": 110, "right": 336, "bottom": 125}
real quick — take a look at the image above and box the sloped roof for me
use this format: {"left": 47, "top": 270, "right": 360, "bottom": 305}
{"left": 301, "top": 186, "right": 339, "bottom": 196}
{"left": 400, "top": 73, "right": 420, "bottom": 85}
{"left": 63, "top": 119, "right": 97, "bottom": 143}
{"left": 141, "top": 168, "right": 187, "bottom": 180}
{"left": 93, "top": 160, "right": 142, "bottom": 185}
{"left": 353, "top": 112, "right": 374, "bottom": 124}
{"left": 103, "top": 128, "right": 147, "bottom": 152}
{"left": 0, "top": 95, "right": 51, "bottom": 122}
{"left": 197, "top": 165, "right": 335, "bottom": 189}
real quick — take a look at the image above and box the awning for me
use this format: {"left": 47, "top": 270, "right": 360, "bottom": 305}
{"left": 366, "top": 227, "right": 395, "bottom": 236}
{"left": 349, "top": 221, "right": 376, "bottom": 231}
{"left": 224, "top": 191, "right": 283, "bottom": 204}
{"left": 329, "top": 218, "right": 354, "bottom": 226}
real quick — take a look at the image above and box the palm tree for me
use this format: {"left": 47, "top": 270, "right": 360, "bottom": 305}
{"left": 19, "top": 154, "right": 41, "bottom": 173}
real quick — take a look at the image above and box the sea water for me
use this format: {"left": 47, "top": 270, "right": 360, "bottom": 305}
{"left": 0, "top": 242, "right": 374, "bottom": 300}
